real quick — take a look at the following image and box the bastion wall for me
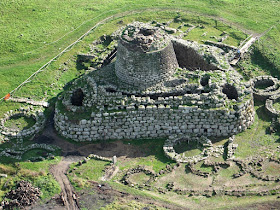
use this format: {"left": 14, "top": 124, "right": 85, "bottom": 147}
{"left": 54, "top": 97, "right": 254, "bottom": 141}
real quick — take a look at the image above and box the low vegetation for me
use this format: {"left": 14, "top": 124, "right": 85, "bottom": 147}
{"left": 4, "top": 115, "right": 36, "bottom": 131}
{"left": 234, "top": 102, "right": 279, "bottom": 158}
{"left": 1, "top": 0, "right": 280, "bottom": 98}
{"left": 0, "top": 158, "right": 61, "bottom": 201}
{"left": 1, "top": 0, "right": 280, "bottom": 209}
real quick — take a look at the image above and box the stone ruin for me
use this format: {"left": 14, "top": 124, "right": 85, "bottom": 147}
{"left": 54, "top": 22, "right": 255, "bottom": 142}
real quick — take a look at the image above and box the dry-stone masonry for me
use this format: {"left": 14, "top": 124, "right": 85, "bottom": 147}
{"left": 115, "top": 22, "right": 178, "bottom": 89}
{"left": 252, "top": 76, "right": 280, "bottom": 101}
{"left": 54, "top": 22, "right": 255, "bottom": 142}
{"left": 0, "top": 106, "right": 46, "bottom": 139}
{"left": 163, "top": 135, "right": 225, "bottom": 163}
{"left": 265, "top": 94, "right": 280, "bottom": 118}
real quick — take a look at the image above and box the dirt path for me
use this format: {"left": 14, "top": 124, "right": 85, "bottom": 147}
{"left": 31, "top": 114, "right": 148, "bottom": 209}
{"left": 79, "top": 182, "right": 185, "bottom": 210}
{"left": 49, "top": 156, "right": 81, "bottom": 210}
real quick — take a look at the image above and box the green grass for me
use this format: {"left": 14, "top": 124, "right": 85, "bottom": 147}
{"left": 68, "top": 159, "right": 110, "bottom": 190}
{"left": 1, "top": 1, "right": 280, "bottom": 208}
{"left": 217, "top": 164, "right": 240, "bottom": 178}
{"left": 194, "top": 161, "right": 213, "bottom": 173}
{"left": 108, "top": 181, "right": 176, "bottom": 206}
{"left": 33, "top": 175, "right": 61, "bottom": 200}
{"left": 100, "top": 200, "right": 167, "bottom": 210}
{"left": 0, "top": 101, "right": 22, "bottom": 118}
{"left": 234, "top": 102, "right": 280, "bottom": 158}
{"left": 121, "top": 138, "right": 175, "bottom": 173}
{"left": 272, "top": 101, "right": 280, "bottom": 112}
{"left": 186, "top": 23, "right": 246, "bottom": 46}
{"left": 1, "top": 0, "right": 280, "bottom": 99}
{"left": 4, "top": 115, "right": 36, "bottom": 130}
{"left": 173, "top": 141, "right": 203, "bottom": 157}
{"left": 129, "top": 172, "right": 150, "bottom": 185}
{"left": 18, "top": 158, "right": 62, "bottom": 200}
{"left": 21, "top": 149, "right": 50, "bottom": 161}
{"left": 0, "top": 157, "right": 61, "bottom": 201}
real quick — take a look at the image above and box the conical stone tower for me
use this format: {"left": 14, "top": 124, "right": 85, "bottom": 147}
{"left": 115, "top": 22, "right": 179, "bottom": 89}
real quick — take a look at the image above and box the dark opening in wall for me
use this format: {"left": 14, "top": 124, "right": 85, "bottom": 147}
{"left": 172, "top": 41, "right": 218, "bottom": 71}
{"left": 254, "top": 79, "right": 274, "bottom": 90}
{"left": 200, "top": 75, "right": 210, "bottom": 86}
{"left": 120, "top": 88, "right": 206, "bottom": 101}
{"left": 105, "top": 88, "right": 117, "bottom": 93}
{"left": 201, "top": 89, "right": 210, "bottom": 94}
{"left": 222, "top": 84, "right": 238, "bottom": 100}
{"left": 164, "top": 78, "right": 187, "bottom": 87}
{"left": 101, "top": 48, "right": 117, "bottom": 68}
{"left": 71, "top": 88, "right": 84, "bottom": 106}
{"left": 139, "top": 28, "right": 155, "bottom": 36}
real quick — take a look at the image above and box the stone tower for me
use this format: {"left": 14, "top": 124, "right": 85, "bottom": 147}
{"left": 115, "top": 22, "right": 179, "bottom": 89}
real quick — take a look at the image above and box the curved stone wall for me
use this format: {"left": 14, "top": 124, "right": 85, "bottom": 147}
{"left": 0, "top": 107, "right": 46, "bottom": 139}
{"left": 265, "top": 95, "right": 280, "bottom": 118}
{"left": 252, "top": 76, "right": 280, "bottom": 101}
{"left": 54, "top": 97, "right": 254, "bottom": 142}
{"left": 172, "top": 39, "right": 231, "bottom": 71}
{"left": 115, "top": 41, "right": 178, "bottom": 89}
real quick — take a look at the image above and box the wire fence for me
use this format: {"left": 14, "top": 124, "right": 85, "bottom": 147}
{"left": 0, "top": 7, "right": 138, "bottom": 102}
{"left": 2, "top": 5, "right": 271, "bottom": 103}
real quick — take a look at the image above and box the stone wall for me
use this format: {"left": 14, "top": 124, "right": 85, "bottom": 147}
{"left": 54, "top": 97, "right": 254, "bottom": 141}
{"left": 0, "top": 106, "right": 46, "bottom": 139}
{"left": 265, "top": 94, "right": 280, "bottom": 118}
{"left": 115, "top": 41, "right": 178, "bottom": 89}
{"left": 252, "top": 75, "right": 280, "bottom": 101}
{"left": 172, "top": 39, "right": 231, "bottom": 71}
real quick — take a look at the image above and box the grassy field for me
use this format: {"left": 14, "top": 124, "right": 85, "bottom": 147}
{"left": 0, "top": 135, "right": 62, "bottom": 201}
{"left": 4, "top": 115, "right": 36, "bottom": 130}
{"left": 62, "top": 97, "right": 280, "bottom": 209}
{"left": 234, "top": 101, "right": 280, "bottom": 158}
{"left": 1, "top": 0, "right": 280, "bottom": 208}
{"left": 0, "top": 157, "right": 61, "bottom": 201}
{"left": 1, "top": 10, "right": 248, "bottom": 103}
{"left": 0, "top": 0, "right": 280, "bottom": 99}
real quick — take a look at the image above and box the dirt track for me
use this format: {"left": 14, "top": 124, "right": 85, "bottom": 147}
{"left": 31, "top": 113, "right": 280, "bottom": 210}
{"left": 30, "top": 115, "right": 151, "bottom": 209}
{"left": 49, "top": 157, "right": 81, "bottom": 210}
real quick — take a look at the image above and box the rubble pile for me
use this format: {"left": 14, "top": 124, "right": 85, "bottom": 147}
{"left": 1, "top": 181, "right": 41, "bottom": 209}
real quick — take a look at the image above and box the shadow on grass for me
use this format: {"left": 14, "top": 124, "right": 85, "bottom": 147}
{"left": 255, "top": 103, "right": 272, "bottom": 123}
{"left": 123, "top": 138, "right": 175, "bottom": 164}
{"left": 173, "top": 141, "right": 203, "bottom": 157}
{"left": 251, "top": 47, "right": 279, "bottom": 78}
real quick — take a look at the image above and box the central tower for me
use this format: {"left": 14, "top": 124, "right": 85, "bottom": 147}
{"left": 115, "top": 22, "right": 179, "bottom": 89}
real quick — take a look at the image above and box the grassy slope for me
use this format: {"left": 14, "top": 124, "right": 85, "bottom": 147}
{"left": 0, "top": 158, "right": 61, "bottom": 201}
{"left": 0, "top": 9, "right": 247, "bottom": 105}
{"left": 1, "top": 0, "right": 280, "bottom": 208}
{"left": 0, "top": 0, "right": 280, "bottom": 97}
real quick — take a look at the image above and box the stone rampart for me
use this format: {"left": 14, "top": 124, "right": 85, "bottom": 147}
{"left": 54, "top": 97, "right": 254, "bottom": 141}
